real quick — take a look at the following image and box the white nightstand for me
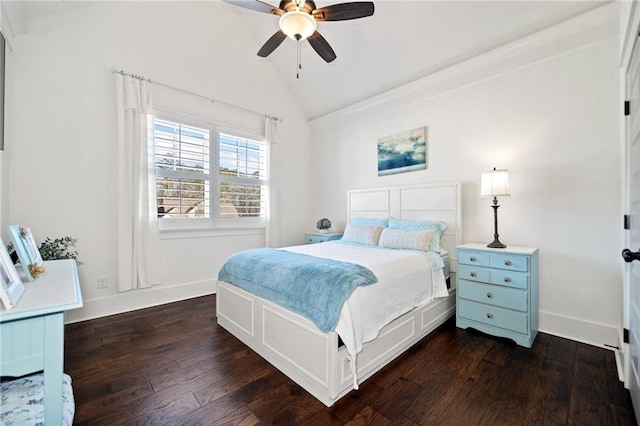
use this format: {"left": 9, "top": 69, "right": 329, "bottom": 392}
{"left": 304, "top": 233, "right": 343, "bottom": 244}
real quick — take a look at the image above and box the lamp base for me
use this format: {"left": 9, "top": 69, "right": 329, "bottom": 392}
{"left": 488, "top": 203, "right": 506, "bottom": 248}
{"left": 487, "top": 238, "right": 506, "bottom": 249}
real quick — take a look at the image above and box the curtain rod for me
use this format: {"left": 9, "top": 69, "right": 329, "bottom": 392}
{"left": 112, "top": 68, "right": 283, "bottom": 123}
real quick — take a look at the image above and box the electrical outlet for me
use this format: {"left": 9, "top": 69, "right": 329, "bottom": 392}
{"left": 97, "top": 275, "right": 108, "bottom": 289}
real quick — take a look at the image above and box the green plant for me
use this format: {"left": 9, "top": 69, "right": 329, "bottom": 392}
{"left": 38, "top": 237, "right": 79, "bottom": 263}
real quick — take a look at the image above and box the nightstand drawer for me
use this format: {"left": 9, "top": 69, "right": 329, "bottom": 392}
{"left": 457, "top": 251, "right": 490, "bottom": 267}
{"left": 489, "top": 270, "right": 528, "bottom": 290}
{"left": 457, "top": 264, "right": 490, "bottom": 283}
{"left": 305, "top": 235, "right": 324, "bottom": 244}
{"left": 490, "top": 253, "right": 529, "bottom": 272}
{"left": 458, "top": 299, "right": 529, "bottom": 334}
{"left": 458, "top": 280, "right": 528, "bottom": 311}
{"left": 304, "top": 233, "right": 343, "bottom": 244}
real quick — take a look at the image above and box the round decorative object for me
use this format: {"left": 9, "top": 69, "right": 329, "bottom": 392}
{"left": 316, "top": 218, "right": 331, "bottom": 233}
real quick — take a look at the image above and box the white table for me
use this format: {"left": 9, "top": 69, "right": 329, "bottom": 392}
{"left": 0, "top": 259, "right": 83, "bottom": 424}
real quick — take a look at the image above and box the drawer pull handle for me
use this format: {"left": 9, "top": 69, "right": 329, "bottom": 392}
{"left": 486, "top": 313, "right": 494, "bottom": 319}
{"left": 470, "top": 256, "right": 477, "bottom": 262}
{"left": 470, "top": 272, "right": 477, "bottom": 278}
{"left": 486, "top": 292, "right": 493, "bottom": 299}
{"left": 504, "top": 260, "right": 512, "bottom": 266}
{"left": 504, "top": 277, "right": 512, "bottom": 283}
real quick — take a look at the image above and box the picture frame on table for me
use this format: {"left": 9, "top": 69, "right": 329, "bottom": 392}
{"left": 0, "top": 237, "right": 24, "bottom": 309}
{"left": 8, "top": 225, "right": 45, "bottom": 282}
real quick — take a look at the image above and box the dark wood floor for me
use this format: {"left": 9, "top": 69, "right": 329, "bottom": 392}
{"left": 64, "top": 295, "right": 636, "bottom": 425}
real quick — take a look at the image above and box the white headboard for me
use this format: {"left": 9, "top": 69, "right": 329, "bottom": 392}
{"left": 347, "top": 182, "right": 462, "bottom": 272}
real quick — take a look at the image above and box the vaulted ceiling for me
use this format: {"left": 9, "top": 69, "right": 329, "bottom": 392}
{"left": 223, "top": 0, "right": 609, "bottom": 119}
{"left": 14, "top": 0, "right": 611, "bottom": 120}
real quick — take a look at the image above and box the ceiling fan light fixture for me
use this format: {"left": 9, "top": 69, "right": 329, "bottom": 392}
{"left": 279, "top": 10, "right": 317, "bottom": 40}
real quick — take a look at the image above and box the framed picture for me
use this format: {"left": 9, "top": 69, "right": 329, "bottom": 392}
{"left": 8, "top": 225, "right": 44, "bottom": 282}
{"left": 377, "top": 127, "right": 428, "bottom": 176}
{"left": 0, "top": 237, "right": 24, "bottom": 309}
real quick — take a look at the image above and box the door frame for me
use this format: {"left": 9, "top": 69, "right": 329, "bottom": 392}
{"left": 621, "top": 0, "right": 640, "bottom": 396}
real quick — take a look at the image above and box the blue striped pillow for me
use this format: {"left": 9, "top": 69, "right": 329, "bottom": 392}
{"left": 388, "top": 218, "right": 447, "bottom": 253}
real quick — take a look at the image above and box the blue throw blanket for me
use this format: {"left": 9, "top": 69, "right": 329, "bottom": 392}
{"left": 218, "top": 248, "right": 378, "bottom": 332}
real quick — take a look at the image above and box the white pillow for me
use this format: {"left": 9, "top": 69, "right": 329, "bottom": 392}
{"left": 378, "top": 228, "right": 434, "bottom": 251}
{"left": 341, "top": 224, "right": 384, "bottom": 246}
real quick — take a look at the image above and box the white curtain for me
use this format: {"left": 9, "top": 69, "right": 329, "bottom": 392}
{"left": 265, "top": 116, "right": 280, "bottom": 248}
{"left": 115, "top": 73, "right": 162, "bottom": 291}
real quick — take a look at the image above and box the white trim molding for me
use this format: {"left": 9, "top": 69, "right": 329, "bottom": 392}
{"left": 539, "top": 309, "right": 619, "bottom": 350}
{"left": 65, "top": 279, "right": 215, "bottom": 323}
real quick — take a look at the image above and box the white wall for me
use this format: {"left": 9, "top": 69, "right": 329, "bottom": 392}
{"left": 309, "top": 5, "right": 621, "bottom": 348}
{"left": 4, "top": 2, "right": 312, "bottom": 321}
{"left": 0, "top": 1, "right": 623, "bottom": 348}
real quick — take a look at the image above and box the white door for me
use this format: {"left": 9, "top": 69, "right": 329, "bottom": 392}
{"left": 624, "top": 24, "right": 640, "bottom": 421}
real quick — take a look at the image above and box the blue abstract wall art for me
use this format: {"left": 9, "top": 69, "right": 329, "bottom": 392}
{"left": 377, "top": 127, "right": 427, "bottom": 176}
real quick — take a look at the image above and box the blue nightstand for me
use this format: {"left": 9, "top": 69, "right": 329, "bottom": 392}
{"left": 456, "top": 243, "right": 539, "bottom": 347}
{"left": 304, "top": 233, "right": 343, "bottom": 244}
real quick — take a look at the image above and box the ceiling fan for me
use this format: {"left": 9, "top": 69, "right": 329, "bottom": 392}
{"left": 225, "top": 0, "right": 375, "bottom": 63}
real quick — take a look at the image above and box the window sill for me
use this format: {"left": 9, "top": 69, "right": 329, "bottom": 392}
{"left": 159, "top": 227, "right": 264, "bottom": 240}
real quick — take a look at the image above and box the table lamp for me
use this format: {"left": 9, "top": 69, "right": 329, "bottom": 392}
{"left": 481, "top": 167, "right": 510, "bottom": 248}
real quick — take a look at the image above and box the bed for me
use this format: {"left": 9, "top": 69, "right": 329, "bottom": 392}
{"left": 216, "top": 182, "right": 461, "bottom": 406}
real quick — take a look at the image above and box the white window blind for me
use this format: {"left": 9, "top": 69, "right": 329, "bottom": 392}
{"left": 218, "top": 132, "right": 266, "bottom": 222}
{"left": 152, "top": 115, "right": 266, "bottom": 230}
{"left": 154, "top": 118, "right": 211, "bottom": 219}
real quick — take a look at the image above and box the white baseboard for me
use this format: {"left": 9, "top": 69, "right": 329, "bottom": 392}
{"left": 66, "top": 288, "right": 625, "bottom": 380}
{"left": 540, "top": 312, "right": 626, "bottom": 385}
{"left": 65, "top": 279, "right": 216, "bottom": 323}
{"left": 69, "top": 292, "right": 621, "bottom": 348}
{"left": 539, "top": 309, "right": 619, "bottom": 350}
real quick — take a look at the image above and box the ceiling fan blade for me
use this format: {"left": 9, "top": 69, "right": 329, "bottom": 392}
{"left": 279, "top": 0, "right": 316, "bottom": 14}
{"left": 257, "top": 30, "right": 287, "bottom": 57}
{"left": 312, "top": 2, "right": 374, "bottom": 21}
{"left": 224, "top": 0, "right": 282, "bottom": 15}
{"left": 308, "top": 31, "right": 336, "bottom": 63}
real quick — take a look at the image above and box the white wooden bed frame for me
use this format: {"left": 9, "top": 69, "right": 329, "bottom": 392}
{"left": 216, "top": 182, "right": 461, "bottom": 406}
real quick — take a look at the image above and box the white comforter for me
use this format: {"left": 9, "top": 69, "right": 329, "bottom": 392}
{"left": 285, "top": 241, "right": 448, "bottom": 382}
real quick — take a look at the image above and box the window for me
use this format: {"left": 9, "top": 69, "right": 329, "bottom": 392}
{"left": 152, "top": 114, "right": 266, "bottom": 230}
{"left": 154, "top": 118, "right": 210, "bottom": 220}
{"left": 218, "top": 132, "right": 267, "bottom": 222}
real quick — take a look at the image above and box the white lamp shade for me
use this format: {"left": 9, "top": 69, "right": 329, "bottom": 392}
{"left": 279, "top": 11, "right": 317, "bottom": 40}
{"left": 481, "top": 169, "right": 510, "bottom": 197}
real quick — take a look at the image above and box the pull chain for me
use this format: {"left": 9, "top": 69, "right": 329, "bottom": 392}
{"left": 296, "top": 40, "right": 302, "bottom": 79}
